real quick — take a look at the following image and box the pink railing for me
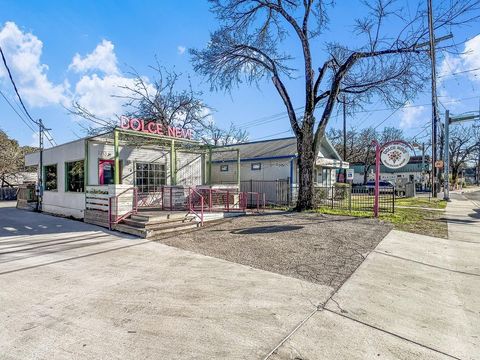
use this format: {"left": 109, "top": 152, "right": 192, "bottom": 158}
{"left": 188, "top": 187, "right": 205, "bottom": 225}
{"left": 108, "top": 187, "right": 138, "bottom": 229}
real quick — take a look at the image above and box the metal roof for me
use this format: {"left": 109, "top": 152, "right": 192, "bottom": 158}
{"left": 213, "top": 136, "right": 342, "bottom": 161}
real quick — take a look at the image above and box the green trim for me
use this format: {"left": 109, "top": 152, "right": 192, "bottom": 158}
{"left": 236, "top": 149, "right": 241, "bottom": 188}
{"left": 64, "top": 160, "right": 86, "bottom": 193}
{"left": 84, "top": 139, "right": 89, "bottom": 188}
{"left": 114, "top": 129, "right": 120, "bottom": 185}
{"left": 170, "top": 140, "right": 176, "bottom": 185}
{"left": 208, "top": 147, "right": 212, "bottom": 185}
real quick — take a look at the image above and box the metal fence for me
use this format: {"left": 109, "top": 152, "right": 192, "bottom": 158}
{"left": 0, "top": 187, "right": 17, "bottom": 201}
{"left": 239, "top": 179, "right": 395, "bottom": 214}
{"left": 313, "top": 186, "right": 395, "bottom": 213}
{"left": 240, "top": 179, "right": 290, "bottom": 206}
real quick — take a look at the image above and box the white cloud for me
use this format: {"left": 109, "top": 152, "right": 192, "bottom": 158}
{"left": 0, "top": 21, "right": 68, "bottom": 107}
{"left": 69, "top": 39, "right": 118, "bottom": 75}
{"left": 177, "top": 45, "right": 186, "bottom": 55}
{"left": 73, "top": 73, "right": 156, "bottom": 120}
{"left": 439, "top": 34, "right": 480, "bottom": 82}
{"left": 399, "top": 102, "right": 426, "bottom": 129}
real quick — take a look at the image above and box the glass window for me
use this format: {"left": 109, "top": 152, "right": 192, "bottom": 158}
{"left": 44, "top": 164, "right": 57, "bottom": 191}
{"left": 251, "top": 163, "right": 261, "bottom": 171}
{"left": 220, "top": 164, "right": 229, "bottom": 172}
{"left": 66, "top": 160, "right": 84, "bottom": 192}
{"left": 135, "top": 162, "right": 166, "bottom": 193}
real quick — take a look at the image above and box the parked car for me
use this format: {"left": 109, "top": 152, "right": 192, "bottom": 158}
{"left": 354, "top": 180, "right": 394, "bottom": 194}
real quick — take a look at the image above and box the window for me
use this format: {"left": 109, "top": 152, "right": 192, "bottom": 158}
{"left": 220, "top": 164, "right": 229, "bottom": 172}
{"left": 44, "top": 164, "right": 57, "bottom": 191}
{"left": 66, "top": 160, "right": 84, "bottom": 192}
{"left": 251, "top": 162, "right": 261, "bottom": 171}
{"left": 135, "top": 162, "right": 166, "bottom": 193}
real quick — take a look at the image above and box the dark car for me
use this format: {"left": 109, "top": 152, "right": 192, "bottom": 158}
{"left": 364, "top": 180, "right": 394, "bottom": 188}
{"left": 354, "top": 180, "right": 394, "bottom": 194}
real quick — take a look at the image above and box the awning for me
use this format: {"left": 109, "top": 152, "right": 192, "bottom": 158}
{"left": 316, "top": 157, "right": 349, "bottom": 169}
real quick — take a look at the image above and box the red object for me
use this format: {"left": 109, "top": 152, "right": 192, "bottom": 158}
{"left": 120, "top": 116, "right": 193, "bottom": 139}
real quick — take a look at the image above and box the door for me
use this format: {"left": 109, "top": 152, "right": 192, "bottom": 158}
{"left": 99, "top": 160, "right": 118, "bottom": 185}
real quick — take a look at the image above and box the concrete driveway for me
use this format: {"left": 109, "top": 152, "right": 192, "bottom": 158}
{"left": 0, "top": 202, "right": 334, "bottom": 359}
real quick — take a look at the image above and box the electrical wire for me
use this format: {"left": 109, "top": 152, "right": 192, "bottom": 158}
{"left": 0, "top": 45, "right": 57, "bottom": 146}
{"left": 0, "top": 89, "right": 37, "bottom": 133}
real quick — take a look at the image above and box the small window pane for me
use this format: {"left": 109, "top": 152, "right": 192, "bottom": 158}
{"left": 44, "top": 164, "right": 58, "bottom": 191}
{"left": 251, "top": 163, "right": 261, "bottom": 171}
{"left": 66, "top": 160, "right": 85, "bottom": 192}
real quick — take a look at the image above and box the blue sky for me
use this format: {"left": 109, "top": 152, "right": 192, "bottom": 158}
{"left": 0, "top": 0, "right": 479, "bottom": 147}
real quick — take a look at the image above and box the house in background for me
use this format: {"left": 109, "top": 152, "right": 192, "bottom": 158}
{"left": 349, "top": 155, "right": 430, "bottom": 188}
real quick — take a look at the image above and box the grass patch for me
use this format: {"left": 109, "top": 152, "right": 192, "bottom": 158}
{"left": 316, "top": 206, "right": 448, "bottom": 238}
{"left": 395, "top": 197, "right": 447, "bottom": 209}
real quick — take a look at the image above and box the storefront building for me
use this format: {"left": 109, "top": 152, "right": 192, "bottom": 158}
{"left": 24, "top": 121, "right": 347, "bottom": 220}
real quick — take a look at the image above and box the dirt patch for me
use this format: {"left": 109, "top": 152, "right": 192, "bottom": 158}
{"left": 154, "top": 212, "right": 392, "bottom": 290}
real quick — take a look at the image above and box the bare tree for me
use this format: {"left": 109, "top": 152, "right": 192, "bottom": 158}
{"left": 69, "top": 64, "right": 248, "bottom": 144}
{"left": 448, "top": 125, "right": 480, "bottom": 187}
{"left": 329, "top": 126, "right": 404, "bottom": 183}
{"left": 190, "top": 0, "right": 480, "bottom": 210}
{"left": 201, "top": 121, "right": 249, "bottom": 146}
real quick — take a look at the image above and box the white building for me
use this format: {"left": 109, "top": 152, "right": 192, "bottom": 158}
{"left": 23, "top": 126, "right": 347, "bottom": 222}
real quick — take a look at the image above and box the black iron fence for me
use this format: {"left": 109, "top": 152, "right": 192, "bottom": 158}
{"left": 239, "top": 179, "right": 395, "bottom": 214}
{"left": 313, "top": 185, "right": 395, "bottom": 213}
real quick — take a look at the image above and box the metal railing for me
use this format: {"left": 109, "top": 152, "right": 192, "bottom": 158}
{"left": 313, "top": 185, "right": 395, "bottom": 214}
{"left": 108, "top": 187, "right": 138, "bottom": 229}
{"left": 188, "top": 187, "right": 205, "bottom": 225}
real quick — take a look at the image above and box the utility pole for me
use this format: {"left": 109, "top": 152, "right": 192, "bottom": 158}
{"left": 36, "top": 119, "right": 46, "bottom": 212}
{"left": 427, "top": 0, "right": 439, "bottom": 197}
{"left": 443, "top": 110, "right": 480, "bottom": 201}
{"left": 343, "top": 95, "right": 347, "bottom": 183}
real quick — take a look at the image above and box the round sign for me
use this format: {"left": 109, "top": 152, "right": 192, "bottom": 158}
{"left": 381, "top": 142, "right": 410, "bottom": 169}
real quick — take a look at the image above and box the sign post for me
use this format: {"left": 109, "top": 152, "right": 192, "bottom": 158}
{"left": 371, "top": 140, "right": 412, "bottom": 217}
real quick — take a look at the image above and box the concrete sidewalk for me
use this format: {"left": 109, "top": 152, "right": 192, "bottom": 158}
{"left": 271, "top": 195, "right": 480, "bottom": 359}
{"left": 445, "top": 192, "right": 480, "bottom": 242}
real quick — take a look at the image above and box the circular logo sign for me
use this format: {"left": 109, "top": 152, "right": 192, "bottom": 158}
{"left": 381, "top": 142, "right": 410, "bottom": 169}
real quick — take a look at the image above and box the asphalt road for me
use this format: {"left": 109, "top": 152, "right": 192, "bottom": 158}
{"left": 464, "top": 189, "right": 480, "bottom": 203}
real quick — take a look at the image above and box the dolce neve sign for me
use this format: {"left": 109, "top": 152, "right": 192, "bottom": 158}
{"left": 119, "top": 116, "right": 193, "bottom": 139}
{"left": 380, "top": 141, "right": 411, "bottom": 169}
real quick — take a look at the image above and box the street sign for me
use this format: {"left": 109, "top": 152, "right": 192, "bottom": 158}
{"left": 346, "top": 169, "right": 354, "bottom": 181}
{"left": 380, "top": 141, "right": 411, "bottom": 169}
{"left": 435, "top": 160, "right": 444, "bottom": 169}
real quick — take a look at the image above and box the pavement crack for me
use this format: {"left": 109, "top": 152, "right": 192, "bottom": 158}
{"left": 324, "top": 308, "right": 461, "bottom": 360}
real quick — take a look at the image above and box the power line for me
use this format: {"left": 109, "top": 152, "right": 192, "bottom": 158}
{"left": 0, "top": 45, "right": 38, "bottom": 126}
{"left": 0, "top": 45, "right": 56, "bottom": 147}
{"left": 0, "top": 89, "right": 37, "bottom": 133}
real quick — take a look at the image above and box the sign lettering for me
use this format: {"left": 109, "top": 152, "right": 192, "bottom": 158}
{"left": 380, "top": 141, "right": 411, "bottom": 169}
{"left": 119, "top": 116, "right": 193, "bottom": 139}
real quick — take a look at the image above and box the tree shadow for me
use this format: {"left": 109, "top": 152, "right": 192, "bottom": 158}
{"left": 230, "top": 225, "right": 303, "bottom": 234}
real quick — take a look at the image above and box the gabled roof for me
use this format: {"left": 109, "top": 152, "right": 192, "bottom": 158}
{"left": 215, "top": 136, "right": 342, "bottom": 161}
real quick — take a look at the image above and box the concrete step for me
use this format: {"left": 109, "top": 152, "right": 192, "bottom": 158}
{"left": 131, "top": 211, "right": 189, "bottom": 222}
{"left": 122, "top": 216, "right": 197, "bottom": 229}
{"left": 113, "top": 221, "right": 201, "bottom": 238}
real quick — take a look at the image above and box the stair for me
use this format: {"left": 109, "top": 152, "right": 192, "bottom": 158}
{"left": 112, "top": 210, "right": 245, "bottom": 238}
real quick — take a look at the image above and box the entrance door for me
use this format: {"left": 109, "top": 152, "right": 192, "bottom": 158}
{"left": 99, "top": 160, "right": 116, "bottom": 185}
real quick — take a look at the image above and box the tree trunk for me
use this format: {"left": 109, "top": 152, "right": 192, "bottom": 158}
{"left": 295, "top": 135, "right": 316, "bottom": 211}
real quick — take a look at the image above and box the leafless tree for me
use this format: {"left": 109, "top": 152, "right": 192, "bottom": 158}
{"left": 69, "top": 64, "right": 248, "bottom": 144}
{"left": 201, "top": 121, "right": 249, "bottom": 146}
{"left": 190, "top": 0, "right": 480, "bottom": 210}
{"left": 448, "top": 125, "right": 480, "bottom": 186}
{"left": 328, "top": 126, "right": 404, "bottom": 183}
